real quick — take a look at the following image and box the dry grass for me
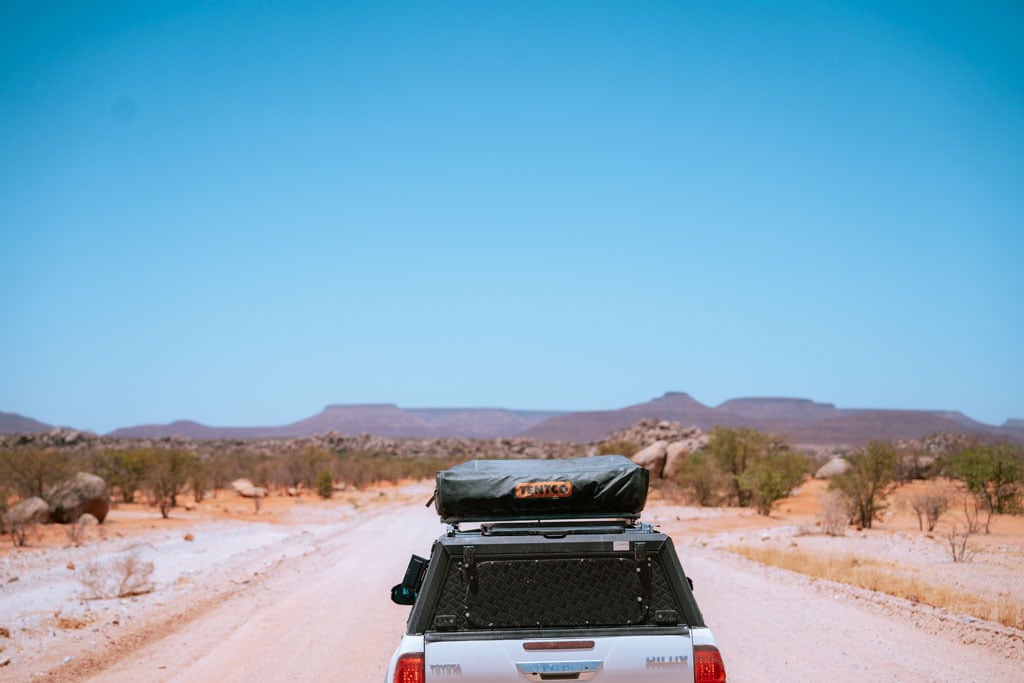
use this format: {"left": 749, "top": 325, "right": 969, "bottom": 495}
{"left": 727, "top": 544, "right": 1024, "bottom": 630}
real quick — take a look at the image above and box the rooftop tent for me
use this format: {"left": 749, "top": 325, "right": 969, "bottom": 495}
{"left": 433, "top": 455, "right": 649, "bottom": 523}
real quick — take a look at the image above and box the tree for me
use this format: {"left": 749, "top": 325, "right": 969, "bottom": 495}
{"left": 282, "top": 447, "right": 332, "bottom": 488}
{"left": 706, "top": 427, "right": 769, "bottom": 506}
{"left": 830, "top": 441, "right": 897, "bottom": 529}
{"left": 947, "top": 444, "right": 1023, "bottom": 528}
{"left": 0, "top": 447, "right": 73, "bottom": 499}
{"left": 673, "top": 452, "right": 723, "bottom": 507}
{"left": 93, "top": 449, "right": 154, "bottom": 503}
{"left": 145, "top": 450, "right": 197, "bottom": 518}
{"left": 737, "top": 451, "right": 809, "bottom": 516}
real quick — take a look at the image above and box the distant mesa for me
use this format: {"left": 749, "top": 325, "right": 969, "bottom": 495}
{"left": 5, "top": 394, "right": 1023, "bottom": 446}
{"left": 106, "top": 404, "right": 566, "bottom": 440}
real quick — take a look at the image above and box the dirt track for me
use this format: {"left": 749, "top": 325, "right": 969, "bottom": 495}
{"left": 13, "top": 488, "right": 1022, "bottom": 682}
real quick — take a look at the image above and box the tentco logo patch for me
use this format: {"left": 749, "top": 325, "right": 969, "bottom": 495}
{"left": 515, "top": 481, "right": 573, "bottom": 498}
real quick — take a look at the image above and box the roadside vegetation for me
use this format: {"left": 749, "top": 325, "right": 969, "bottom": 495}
{"left": 727, "top": 544, "right": 1024, "bottom": 630}
{"left": 665, "top": 426, "right": 811, "bottom": 515}
{"left": 0, "top": 442, "right": 475, "bottom": 525}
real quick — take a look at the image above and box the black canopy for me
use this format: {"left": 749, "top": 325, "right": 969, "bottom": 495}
{"left": 434, "top": 455, "right": 649, "bottom": 522}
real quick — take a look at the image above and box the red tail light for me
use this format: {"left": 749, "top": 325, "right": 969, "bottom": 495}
{"left": 393, "top": 652, "right": 424, "bottom": 683}
{"left": 694, "top": 644, "right": 726, "bottom": 683}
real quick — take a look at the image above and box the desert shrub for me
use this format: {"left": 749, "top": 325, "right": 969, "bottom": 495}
{"left": 65, "top": 516, "right": 89, "bottom": 546}
{"left": 895, "top": 447, "right": 939, "bottom": 483}
{"left": 673, "top": 452, "right": 722, "bottom": 506}
{"left": 332, "top": 451, "right": 473, "bottom": 488}
{"left": 705, "top": 426, "right": 791, "bottom": 507}
{"left": 596, "top": 440, "right": 640, "bottom": 457}
{"left": 737, "top": 452, "right": 809, "bottom": 516}
{"left": 7, "top": 518, "right": 35, "bottom": 547}
{"left": 0, "top": 446, "right": 73, "bottom": 499}
{"left": 0, "top": 486, "right": 10, "bottom": 534}
{"left": 190, "top": 458, "right": 209, "bottom": 503}
{"left": 830, "top": 441, "right": 897, "bottom": 529}
{"left": 92, "top": 449, "right": 154, "bottom": 503}
{"left": 283, "top": 447, "right": 333, "bottom": 488}
{"left": 316, "top": 470, "right": 334, "bottom": 499}
{"left": 79, "top": 553, "right": 155, "bottom": 599}
{"left": 904, "top": 484, "right": 950, "bottom": 532}
{"left": 206, "top": 450, "right": 242, "bottom": 496}
{"left": 145, "top": 450, "right": 197, "bottom": 518}
{"left": 946, "top": 444, "right": 1023, "bottom": 526}
{"left": 819, "top": 490, "right": 850, "bottom": 536}
{"left": 941, "top": 497, "right": 982, "bottom": 562}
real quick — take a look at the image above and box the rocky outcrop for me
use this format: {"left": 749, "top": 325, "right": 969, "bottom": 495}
{"left": 45, "top": 472, "right": 110, "bottom": 523}
{"left": 664, "top": 442, "right": 689, "bottom": 479}
{"left": 595, "top": 419, "right": 709, "bottom": 479}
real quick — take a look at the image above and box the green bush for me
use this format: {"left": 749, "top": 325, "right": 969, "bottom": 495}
{"left": 316, "top": 470, "right": 334, "bottom": 499}
{"left": 738, "top": 451, "right": 809, "bottom": 516}
{"left": 830, "top": 441, "right": 897, "bottom": 529}
{"left": 673, "top": 452, "right": 723, "bottom": 507}
{"left": 946, "top": 444, "right": 1023, "bottom": 517}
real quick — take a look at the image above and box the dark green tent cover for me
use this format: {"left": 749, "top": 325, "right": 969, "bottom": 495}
{"left": 434, "top": 455, "right": 649, "bottom": 522}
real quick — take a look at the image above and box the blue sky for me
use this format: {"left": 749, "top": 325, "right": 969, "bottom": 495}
{"left": 2, "top": 1, "right": 1022, "bottom": 433}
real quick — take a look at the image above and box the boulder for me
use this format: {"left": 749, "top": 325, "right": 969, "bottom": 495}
{"left": 631, "top": 441, "right": 668, "bottom": 478}
{"left": 230, "top": 479, "right": 267, "bottom": 498}
{"left": 663, "top": 442, "right": 690, "bottom": 479}
{"left": 815, "top": 457, "right": 850, "bottom": 479}
{"left": 45, "top": 472, "right": 110, "bottom": 523}
{"left": 5, "top": 497, "right": 50, "bottom": 525}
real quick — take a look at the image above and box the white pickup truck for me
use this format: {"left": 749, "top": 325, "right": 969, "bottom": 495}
{"left": 385, "top": 457, "right": 727, "bottom": 683}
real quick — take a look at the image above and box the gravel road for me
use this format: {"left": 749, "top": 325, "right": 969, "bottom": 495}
{"left": 45, "top": 496, "right": 1021, "bottom": 682}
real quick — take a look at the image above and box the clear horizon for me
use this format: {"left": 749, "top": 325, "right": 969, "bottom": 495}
{"left": 3, "top": 2, "right": 1022, "bottom": 433}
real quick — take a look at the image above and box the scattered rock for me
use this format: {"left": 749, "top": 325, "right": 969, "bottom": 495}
{"left": 663, "top": 441, "right": 691, "bottom": 479}
{"left": 183, "top": 533, "right": 194, "bottom": 542}
{"left": 4, "top": 497, "right": 51, "bottom": 525}
{"left": 66, "top": 561, "right": 75, "bottom": 571}
{"left": 184, "top": 502, "right": 197, "bottom": 511}
{"left": 815, "top": 457, "right": 850, "bottom": 479}
{"left": 0, "top": 627, "right": 9, "bottom": 638}
{"left": 595, "top": 420, "right": 708, "bottom": 478}
{"left": 0, "top": 656, "right": 10, "bottom": 667}
{"left": 631, "top": 441, "right": 668, "bottom": 478}
{"left": 78, "top": 513, "right": 99, "bottom": 526}
{"left": 230, "top": 479, "right": 268, "bottom": 498}
{"left": 45, "top": 472, "right": 110, "bottom": 523}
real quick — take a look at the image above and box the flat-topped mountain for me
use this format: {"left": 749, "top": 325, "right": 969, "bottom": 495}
{"left": 108, "top": 404, "right": 565, "bottom": 440}
{"left": 9, "top": 394, "right": 1024, "bottom": 445}
{"left": 520, "top": 393, "right": 1023, "bottom": 445}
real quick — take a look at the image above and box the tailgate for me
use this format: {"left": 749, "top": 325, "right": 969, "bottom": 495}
{"left": 425, "top": 634, "right": 693, "bottom": 682}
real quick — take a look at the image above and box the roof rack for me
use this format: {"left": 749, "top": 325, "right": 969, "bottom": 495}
{"left": 447, "top": 518, "right": 654, "bottom": 537}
